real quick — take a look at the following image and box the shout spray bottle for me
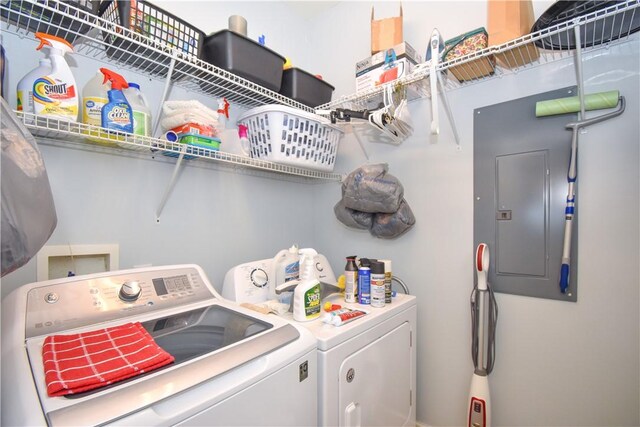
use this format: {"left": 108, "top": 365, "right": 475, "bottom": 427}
{"left": 31, "top": 32, "right": 78, "bottom": 121}
{"left": 99, "top": 68, "right": 133, "bottom": 134}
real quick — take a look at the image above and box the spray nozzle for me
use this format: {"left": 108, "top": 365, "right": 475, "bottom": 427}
{"left": 217, "top": 97, "right": 230, "bottom": 118}
{"left": 238, "top": 124, "right": 248, "bottom": 139}
{"left": 298, "top": 248, "right": 318, "bottom": 281}
{"left": 100, "top": 68, "right": 129, "bottom": 91}
{"left": 35, "top": 32, "right": 74, "bottom": 54}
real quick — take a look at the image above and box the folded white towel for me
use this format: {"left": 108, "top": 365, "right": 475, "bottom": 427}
{"left": 160, "top": 100, "right": 220, "bottom": 131}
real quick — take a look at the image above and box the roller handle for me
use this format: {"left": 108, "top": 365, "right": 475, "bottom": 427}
{"left": 566, "top": 96, "right": 626, "bottom": 130}
{"left": 560, "top": 264, "right": 570, "bottom": 294}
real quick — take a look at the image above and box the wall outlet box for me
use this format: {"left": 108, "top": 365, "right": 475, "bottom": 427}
{"left": 36, "top": 244, "right": 119, "bottom": 281}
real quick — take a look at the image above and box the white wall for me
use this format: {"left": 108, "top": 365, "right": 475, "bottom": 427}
{"left": 0, "top": 2, "right": 323, "bottom": 295}
{"left": 307, "top": 2, "right": 639, "bottom": 426}
{"left": 2, "top": 1, "right": 639, "bottom": 426}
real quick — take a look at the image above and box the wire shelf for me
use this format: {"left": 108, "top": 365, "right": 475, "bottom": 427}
{"left": 319, "top": 0, "right": 639, "bottom": 111}
{"left": 16, "top": 112, "right": 343, "bottom": 182}
{"left": 0, "top": 0, "right": 314, "bottom": 112}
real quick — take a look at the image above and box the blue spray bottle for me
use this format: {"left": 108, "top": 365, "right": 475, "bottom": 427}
{"left": 99, "top": 67, "right": 133, "bottom": 133}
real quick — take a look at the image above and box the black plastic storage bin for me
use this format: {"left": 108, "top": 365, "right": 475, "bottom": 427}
{"left": 201, "top": 29, "right": 285, "bottom": 92}
{"left": 279, "top": 67, "right": 335, "bottom": 107}
{"left": 98, "top": 0, "right": 204, "bottom": 77}
{"left": 0, "top": 0, "right": 100, "bottom": 43}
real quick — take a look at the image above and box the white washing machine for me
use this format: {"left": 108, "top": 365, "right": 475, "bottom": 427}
{"left": 1, "top": 265, "right": 318, "bottom": 426}
{"left": 223, "top": 260, "right": 417, "bottom": 426}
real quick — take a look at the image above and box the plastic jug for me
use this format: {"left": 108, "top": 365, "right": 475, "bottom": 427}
{"left": 123, "top": 82, "right": 151, "bottom": 137}
{"left": 82, "top": 71, "right": 111, "bottom": 128}
{"left": 273, "top": 244, "right": 299, "bottom": 300}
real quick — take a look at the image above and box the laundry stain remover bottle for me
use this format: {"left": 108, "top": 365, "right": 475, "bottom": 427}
{"left": 16, "top": 57, "right": 50, "bottom": 116}
{"left": 31, "top": 32, "right": 78, "bottom": 122}
{"left": 99, "top": 67, "right": 133, "bottom": 134}
{"left": 293, "top": 248, "right": 322, "bottom": 322}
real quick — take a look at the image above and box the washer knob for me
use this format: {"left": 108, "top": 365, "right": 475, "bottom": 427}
{"left": 119, "top": 281, "right": 142, "bottom": 302}
{"left": 250, "top": 268, "right": 269, "bottom": 288}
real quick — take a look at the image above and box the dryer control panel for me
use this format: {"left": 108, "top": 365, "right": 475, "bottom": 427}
{"left": 25, "top": 266, "right": 215, "bottom": 338}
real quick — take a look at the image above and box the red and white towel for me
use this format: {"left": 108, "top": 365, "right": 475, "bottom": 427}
{"left": 42, "top": 322, "right": 174, "bottom": 396}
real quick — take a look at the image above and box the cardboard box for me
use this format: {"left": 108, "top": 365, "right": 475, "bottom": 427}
{"left": 355, "top": 41, "right": 421, "bottom": 93}
{"left": 371, "top": 4, "right": 403, "bottom": 54}
{"left": 487, "top": 0, "right": 539, "bottom": 68}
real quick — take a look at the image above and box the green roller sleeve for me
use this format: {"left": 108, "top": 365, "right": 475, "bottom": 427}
{"left": 535, "top": 90, "right": 620, "bottom": 117}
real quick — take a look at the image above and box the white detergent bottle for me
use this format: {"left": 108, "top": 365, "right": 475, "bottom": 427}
{"left": 123, "top": 82, "right": 151, "bottom": 137}
{"left": 293, "top": 248, "right": 321, "bottom": 322}
{"left": 273, "top": 244, "right": 299, "bottom": 298}
{"left": 32, "top": 32, "right": 78, "bottom": 122}
{"left": 17, "top": 58, "right": 51, "bottom": 116}
{"left": 82, "top": 71, "right": 111, "bottom": 128}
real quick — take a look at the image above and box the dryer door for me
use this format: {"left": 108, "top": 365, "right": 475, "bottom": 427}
{"left": 338, "top": 321, "right": 412, "bottom": 426}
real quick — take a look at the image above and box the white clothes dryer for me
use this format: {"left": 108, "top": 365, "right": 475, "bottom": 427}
{"left": 223, "top": 261, "right": 417, "bottom": 426}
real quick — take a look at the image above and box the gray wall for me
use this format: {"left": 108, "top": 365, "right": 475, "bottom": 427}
{"left": 2, "top": 2, "right": 639, "bottom": 426}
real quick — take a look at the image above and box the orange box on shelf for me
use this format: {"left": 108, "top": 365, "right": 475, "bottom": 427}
{"left": 487, "top": 0, "right": 540, "bottom": 68}
{"left": 371, "top": 4, "right": 403, "bottom": 54}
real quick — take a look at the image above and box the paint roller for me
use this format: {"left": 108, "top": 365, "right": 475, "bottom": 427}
{"left": 535, "top": 90, "right": 620, "bottom": 117}
{"left": 535, "top": 90, "right": 625, "bottom": 295}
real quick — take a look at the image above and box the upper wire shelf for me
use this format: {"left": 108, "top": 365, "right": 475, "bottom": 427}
{"left": 16, "top": 111, "right": 342, "bottom": 182}
{"left": 0, "top": 0, "right": 314, "bottom": 112}
{"left": 319, "top": 0, "right": 640, "bottom": 111}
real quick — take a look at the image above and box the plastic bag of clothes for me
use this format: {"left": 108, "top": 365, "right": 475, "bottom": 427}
{"left": 370, "top": 199, "right": 416, "bottom": 239}
{"left": 342, "top": 163, "right": 403, "bottom": 213}
{"left": 335, "top": 163, "right": 415, "bottom": 239}
{"left": 334, "top": 198, "right": 373, "bottom": 230}
{"left": 1, "top": 97, "right": 57, "bottom": 277}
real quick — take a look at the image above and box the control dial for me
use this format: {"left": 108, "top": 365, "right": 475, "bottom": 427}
{"left": 250, "top": 268, "right": 269, "bottom": 288}
{"left": 119, "top": 281, "right": 142, "bottom": 302}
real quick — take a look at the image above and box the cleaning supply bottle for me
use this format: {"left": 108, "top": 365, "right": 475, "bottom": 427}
{"left": 17, "top": 58, "right": 51, "bottom": 115}
{"left": 273, "top": 244, "right": 299, "bottom": 300}
{"left": 123, "top": 82, "right": 151, "bottom": 137}
{"left": 82, "top": 71, "right": 111, "bottom": 127}
{"left": 237, "top": 124, "right": 251, "bottom": 156}
{"left": 293, "top": 248, "right": 321, "bottom": 322}
{"left": 99, "top": 67, "right": 133, "bottom": 134}
{"left": 31, "top": 32, "right": 78, "bottom": 122}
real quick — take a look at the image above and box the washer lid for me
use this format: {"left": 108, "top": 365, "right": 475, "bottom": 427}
{"left": 26, "top": 303, "right": 300, "bottom": 426}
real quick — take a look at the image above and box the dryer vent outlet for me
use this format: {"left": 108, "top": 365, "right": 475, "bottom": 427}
{"left": 299, "top": 361, "right": 309, "bottom": 382}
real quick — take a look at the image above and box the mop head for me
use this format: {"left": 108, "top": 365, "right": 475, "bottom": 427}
{"left": 535, "top": 90, "right": 619, "bottom": 117}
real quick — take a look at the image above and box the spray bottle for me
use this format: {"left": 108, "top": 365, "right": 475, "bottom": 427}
{"left": 31, "top": 32, "right": 78, "bottom": 121}
{"left": 99, "top": 67, "right": 133, "bottom": 134}
{"left": 17, "top": 58, "right": 51, "bottom": 115}
{"left": 293, "top": 248, "right": 321, "bottom": 322}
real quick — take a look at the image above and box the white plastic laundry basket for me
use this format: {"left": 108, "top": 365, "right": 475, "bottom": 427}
{"left": 237, "top": 105, "right": 343, "bottom": 172}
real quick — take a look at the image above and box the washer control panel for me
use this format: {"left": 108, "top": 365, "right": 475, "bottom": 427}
{"left": 221, "top": 259, "right": 273, "bottom": 303}
{"left": 25, "top": 266, "right": 215, "bottom": 338}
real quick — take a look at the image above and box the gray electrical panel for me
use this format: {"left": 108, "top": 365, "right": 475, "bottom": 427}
{"left": 474, "top": 87, "right": 578, "bottom": 302}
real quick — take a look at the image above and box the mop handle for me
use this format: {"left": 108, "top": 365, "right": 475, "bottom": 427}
{"left": 559, "top": 97, "right": 626, "bottom": 294}
{"left": 429, "top": 29, "right": 441, "bottom": 135}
